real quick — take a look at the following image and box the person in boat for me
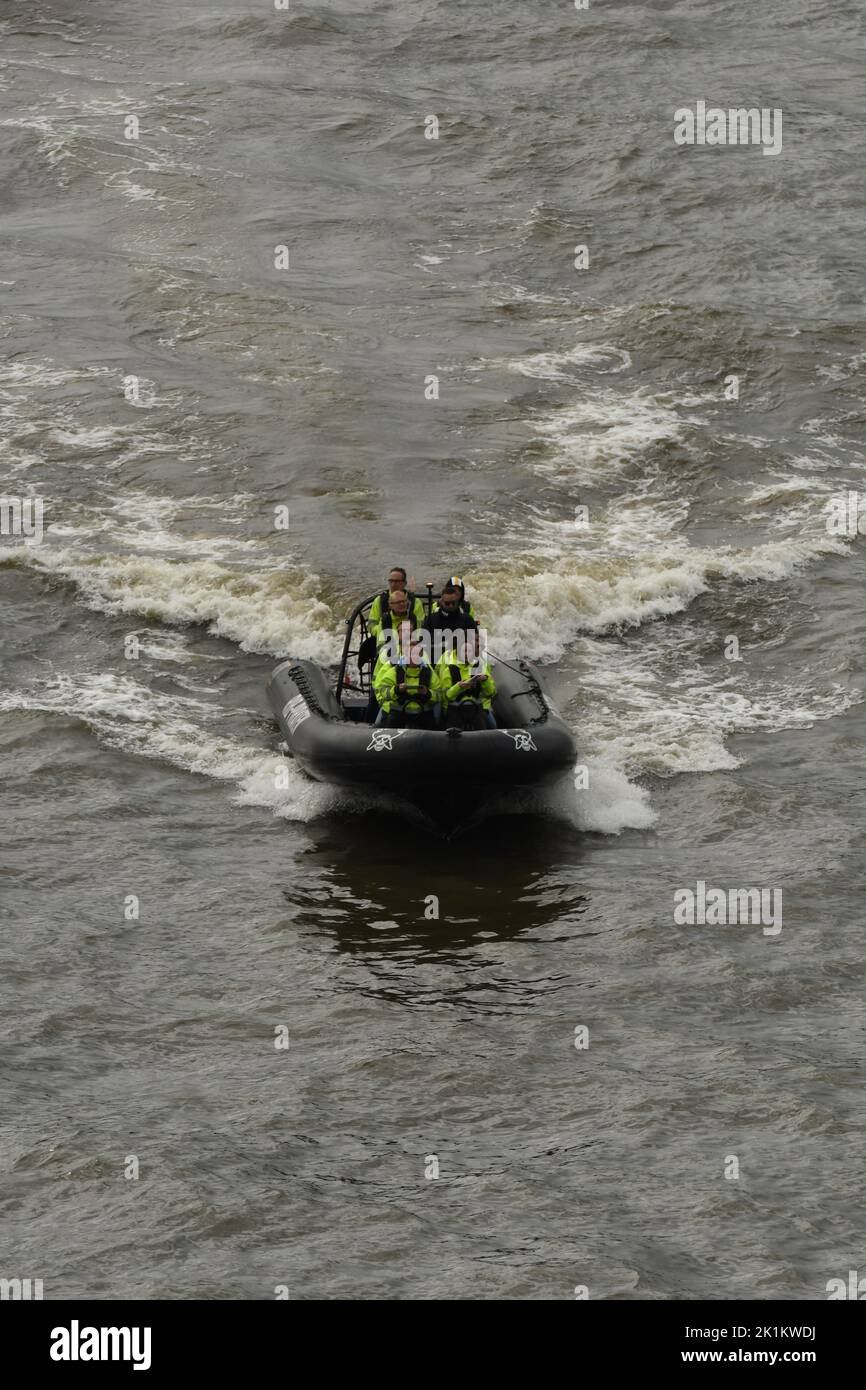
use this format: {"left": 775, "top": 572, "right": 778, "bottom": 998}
{"left": 364, "top": 587, "right": 425, "bottom": 722}
{"left": 425, "top": 576, "right": 481, "bottom": 667}
{"left": 435, "top": 630, "right": 497, "bottom": 730}
{"left": 372, "top": 587, "right": 418, "bottom": 657}
{"left": 373, "top": 637, "right": 441, "bottom": 729}
{"left": 428, "top": 575, "right": 476, "bottom": 629}
{"left": 368, "top": 566, "right": 425, "bottom": 641}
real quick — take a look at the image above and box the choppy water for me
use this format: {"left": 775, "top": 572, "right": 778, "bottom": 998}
{"left": 2, "top": 0, "right": 865, "bottom": 1299}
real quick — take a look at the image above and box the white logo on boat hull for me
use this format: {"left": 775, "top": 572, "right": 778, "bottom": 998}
{"left": 499, "top": 729, "right": 538, "bottom": 752}
{"left": 366, "top": 728, "right": 408, "bottom": 752}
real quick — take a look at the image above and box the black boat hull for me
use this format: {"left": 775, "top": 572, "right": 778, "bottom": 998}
{"left": 266, "top": 657, "right": 577, "bottom": 803}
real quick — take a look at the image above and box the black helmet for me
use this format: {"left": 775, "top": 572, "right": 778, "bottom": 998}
{"left": 440, "top": 575, "right": 465, "bottom": 602}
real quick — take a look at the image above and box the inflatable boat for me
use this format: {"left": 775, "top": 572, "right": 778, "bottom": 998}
{"left": 266, "top": 592, "right": 577, "bottom": 819}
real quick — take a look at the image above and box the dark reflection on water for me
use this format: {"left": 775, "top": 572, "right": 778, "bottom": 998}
{"left": 282, "top": 813, "right": 591, "bottom": 958}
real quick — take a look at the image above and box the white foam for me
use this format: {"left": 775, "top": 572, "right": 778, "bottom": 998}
{"left": 475, "top": 534, "right": 843, "bottom": 664}
{"left": 741, "top": 473, "right": 842, "bottom": 533}
{"left": 485, "top": 757, "right": 656, "bottom": 835}
{"left": 0, "top": 359, "right": 115, "bottom": 391}
{"left": 101, "top": 492, "right": 260, "bottom": 557}
{"left": 471, "top": 511, "right": 860, "bottom": 828}
{"left": 14, "top": 547, "right": 338, "bottom": 661}
{"left": 817, "top": 350, "right": 866, "bottom": 383}
{"left": 530, "top": 387, "right": 689, "bottom": 484}
{"left": 0, "top": 672, "right": 338, "bottom": 821}
{"left": 0, "top": 114, "right": 72, "bottom": 170}
{"left": 131, "top": 629, "right": 199, "bottom": 664}
{"left": 570, "top": 758, "right": 657, "bottom": 833}
{"left": 574, "top": 629, "right": 862, "bottom": 781}
{"left": 503, "top": 342, "right": 632, "bottom": 380}
{"left": 1, "top": 94, "right": 203, "bottom": 199}
{"left": 49, "top": 425, "right": 134, "bottom": 450}
{"left": 0, "top": 361, "right": 189, "bottom": 473}
{"left": 108, "top": 176, "right": 161, "bottom": 203}
{"left": 494, "top": 282, "right": 574, "bottom": 306}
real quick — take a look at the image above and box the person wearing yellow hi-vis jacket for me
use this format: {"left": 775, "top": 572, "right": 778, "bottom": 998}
{"left": 368, "top": 569, "right": 425, "bottom": 641}
{"left": 435, "top": 639, "right": 497, "bottom": 729}
{"left": 373, "top": 648, "right": 442, "bottom": 728}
